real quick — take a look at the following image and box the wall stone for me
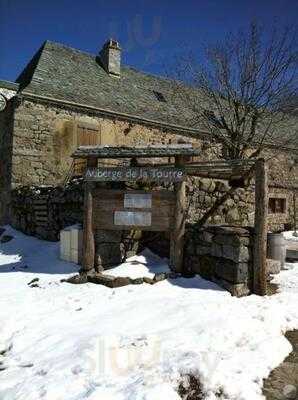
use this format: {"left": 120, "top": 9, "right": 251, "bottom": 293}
{"left": 0, "top": 100, "right": 14, "bottom": 224}
{"left": 267, "top": 187, "right": 294, "bottom": 231}
{"left": 3, "top": 97, "right": 296, "bottom": 232}
{"left": 186, "top": 177, "right": 255, "bottom": 227}
{"left": 11, "top": 99, "right": 212, "bottom": 188}
{"left": 184, "top": 225, "right": 254, "bottom": 296}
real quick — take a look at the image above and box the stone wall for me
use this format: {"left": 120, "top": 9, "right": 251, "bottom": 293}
{"left": 0, "top": 100, "right": 14, "bottom": 224}
{"left": 187, "top": 177, "right": 295, "bottom": 230}
{"left": 10, "top": 98, "right": 211, "bottom": 188}
{"left": 186, "top": 177, "right": 255, "bottom": 226}
{"left": 95, "top": 229, "right": 140, "bottom": 271}
{"left": 184, "top": 225, "right": 254, "bottom": 296}
{"left": 10, "top": 176, "right": 295, "bottom": 244}
{"left": 5, "top": 96, "right": 296, "bottom": 231}
{"left": 267, "top": 187, "right": 295, "bottom": 231}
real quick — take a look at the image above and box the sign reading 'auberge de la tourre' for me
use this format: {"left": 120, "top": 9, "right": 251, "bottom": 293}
{"left": 85, "top": 167, "right": 185, "bottom": 182}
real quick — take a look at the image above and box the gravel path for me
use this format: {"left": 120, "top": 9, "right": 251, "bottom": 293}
{"left": 263, "top": 330, "right": 298, "bottom": 400}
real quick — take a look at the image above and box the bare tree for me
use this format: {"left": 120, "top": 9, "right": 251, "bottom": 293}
{"left": 170, "top": 21, "right": 298, "bottom": 228}
{"left": 172, "top": 21, "right": 298, "bottom": 160}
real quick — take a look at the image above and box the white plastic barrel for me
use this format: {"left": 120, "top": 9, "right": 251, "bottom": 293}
{"left": 267, "top": 233, "right": 286, "bottom": 267}
{"left": 60, "top": 224, "right": 83, "bottom": 264}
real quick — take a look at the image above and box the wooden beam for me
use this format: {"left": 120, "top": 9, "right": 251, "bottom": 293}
{"left": 253, "top": 159, "right": 268, "bottom": 296}
{"left": 82, "top": 182, "right": 95, "bottom": 272}
{"left": 81, "top": 157, "right": 97, "bottom": 273}
{"left": 186, "top": 172, "right": 244, "bottom": 180}
{"left": 294, "top": 192, "right": 297, "bottom": 237}
{"left": 171, "top": 155, "right": 186, "bottom": 272}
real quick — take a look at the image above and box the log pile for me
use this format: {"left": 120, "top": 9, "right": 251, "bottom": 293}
{"left": 11, "top": 180, "right": 84, "bottom": 241}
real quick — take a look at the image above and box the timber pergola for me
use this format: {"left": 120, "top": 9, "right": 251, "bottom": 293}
{"left": 72, "top": 146, "right": 268, "bottom": 296}
{"left": 72, "top": 145, "right": 199, "bottom": 275}
{"left": 183, "top": 158, "right": 268, "bottom": 296}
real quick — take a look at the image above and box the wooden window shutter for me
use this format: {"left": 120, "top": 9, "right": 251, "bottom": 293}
{"left": 77, "top": 124, "right": 101, "bottom": 146}
{"left": 74, "top": 123, "right": 101, "bottom": 176}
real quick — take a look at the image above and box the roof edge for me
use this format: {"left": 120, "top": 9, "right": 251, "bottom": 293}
{"left": 16, "top": 42, "right": 47, "bottom": 90}
{"left": 0, "top": 80, "right": 19, "bottom": 91}
{"left": 17, "top": 91, "right": 298, "bottom": 155}
{"left": 18, "top": 91, "right": 209, "bottom": 138}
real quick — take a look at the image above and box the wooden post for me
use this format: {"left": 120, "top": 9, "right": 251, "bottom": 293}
{"left": 82, "top": 157, "right": 97, "bottom": 273}
{"left": 171, "top": 155, "right": 186, "bottom": 273}
{"left": 293, "top": 191, "right": 298, "bottom": 237}
{"left": 253, "top": 159, "right": 268, "bottom": 295}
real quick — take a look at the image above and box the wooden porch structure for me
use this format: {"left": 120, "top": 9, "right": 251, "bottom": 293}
{"left": 184, "top": 158, "right": 268, "bottom": 296}
{"left": 72, "top": 145, "right": 199, "bottom": 274}
{"left": 72, "top": 145, "right": 269, "bottom": 296}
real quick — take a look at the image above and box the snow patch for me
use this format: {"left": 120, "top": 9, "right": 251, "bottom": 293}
{"left": 0, "top": 226, "right": 298, "bottom": 400}
{"left": 103, "top": 249, "right": 170, "bottom": 279}
{"left": 283, "top": 231, "right": 298, "bottom": 242}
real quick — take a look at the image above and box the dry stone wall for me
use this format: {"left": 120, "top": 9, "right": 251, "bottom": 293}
{"left": 10, "top": 176, "right": 294, "bottom": 243}
{"left": 0, "top": 101, "right": 14, "bottom": 224}
{"left": 184, "top": 225, "right": 254, "bottom": 296}
{"left": 11, "top": 98, "right": 213, "bottom": 188}
{"left": 267, "top": 187, "right": 295, "bottom": 231}
{"left": 186, "top": 177, "right": 255, "bottom": 226}
{"left": 4, "top": 97, "right": 296, "bottom": 231}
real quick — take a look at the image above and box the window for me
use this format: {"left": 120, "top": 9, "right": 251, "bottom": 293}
{"left": 153, "top": 90, "right": 166, "bottom": 102}
{"left": 268, "top": 197, "right": 287, "bottom": 214}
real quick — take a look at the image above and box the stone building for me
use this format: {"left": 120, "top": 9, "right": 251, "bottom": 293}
{"left": 0, "top": 39, "right": 297, "bottom": 235}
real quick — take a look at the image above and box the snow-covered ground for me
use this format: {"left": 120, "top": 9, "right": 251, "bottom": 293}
{"left": 103, "top": 249, "right": 170, "bottom": 279}
{"left": 283, "top": 230, "right": 298, "bottom": 242}
{"left": 0, "top": 226, "right": 298, "bottom": 400}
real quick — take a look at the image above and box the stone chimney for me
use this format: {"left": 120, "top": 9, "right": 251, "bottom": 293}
{"left": 99, "top": 39, "right": 121, "bottom": 77}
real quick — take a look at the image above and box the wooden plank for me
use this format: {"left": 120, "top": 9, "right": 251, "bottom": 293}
{"left": 94, "top": 202, "right": 174, "bottom": 217}
{"left": 92, "top": 187, "right": 175, "bottom": 230}
{"left": 124, "top": 193, "right": 152, "bottom": 209}
{"left": 114, "top": 211, "right": 152, "bottom": 227}
{"left": 82, "top": 182, "right": 95, "bottom": 272}
{"left": 172, "top": 155, "right": 187, "bottom": 273}
{"left": 33, "top": 199, "right": 48, "bottom": 205}
{"left": 253, "top": 159, "right": 268, "bottom": 296}
{"left": 33, "top": 205, "right": 48, "bottom": 211}
{"left": 294, "top": 192, "right": 297, "bottom": 235}
{"left": 85, "top": 167, "right": 185, "bottom": 182}
{"left": 94, "top": 197, "right": 174, "bottom": 212}
{"left": 93, "top": 212, "right": 172, "bottom": 231}
{"left": 77, "top": 125, "right": 101, "bottom": 146}
{"left": 93, "top": 190, "right": 175, "bottom": 212}
{"left": 34, "top": 211, "right": 48, "bottom": 216}
{"left": 35, "top": 216, "right": 48, "bottom": 221}
{"left": 93, "top": 189, "right": 175, "bottom": 202}
{"left": 35, "top": 222, "right": 49, "bottom": 227}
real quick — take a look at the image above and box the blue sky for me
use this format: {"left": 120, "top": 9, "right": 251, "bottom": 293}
{"left": 0, "top": 0, "right": 297, "bottom": 82}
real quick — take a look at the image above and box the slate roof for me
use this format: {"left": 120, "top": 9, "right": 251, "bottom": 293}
{"left": 15, "top": 40, "right": 298, "bottom": 150}
{"left": 16, "top": 41, "right": 201, "bottom": 130}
